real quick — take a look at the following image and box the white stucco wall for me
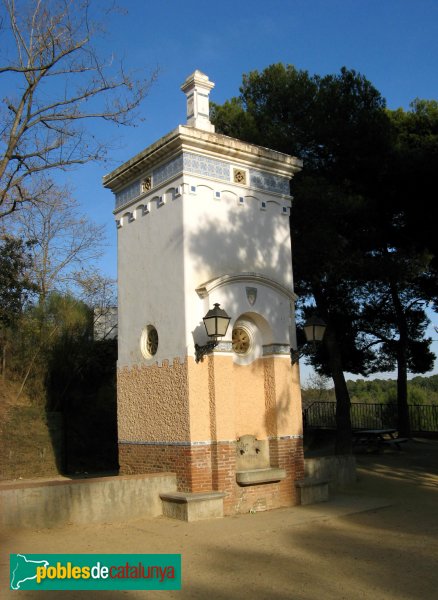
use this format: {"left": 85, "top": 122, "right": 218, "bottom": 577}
{"left": 109, "top": 120, "right": 301, "bottom": 368}
{"left": 116, "top": 181, "right": 187, "bottom": 367}
{"left": 181, "top": 176, "right": 294, "bottom": 361}
{"left": 115, "top": 172, "right": 296, "bottom": 367}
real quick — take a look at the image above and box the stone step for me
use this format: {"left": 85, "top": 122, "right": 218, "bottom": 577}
{"left": 295, "top": 477, "right": 330, "bottom": 505}
{"left": 160, "top": 491, "right": 226, "bottom": 522}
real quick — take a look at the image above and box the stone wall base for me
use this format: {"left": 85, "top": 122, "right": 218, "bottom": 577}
{"left": 119, "top": 437, "right": 304, "bottom": 515}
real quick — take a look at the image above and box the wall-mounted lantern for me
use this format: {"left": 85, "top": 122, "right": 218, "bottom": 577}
{"left": 195, "top": 303, "right": 231, "bottom": 363}
{"left": 291, "top": 315, "right": 327, "bottom": 364}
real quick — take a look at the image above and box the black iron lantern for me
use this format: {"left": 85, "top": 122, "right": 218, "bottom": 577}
{"left": 202, "top": 303, "right": 231, "bottom": 339}
{"left": 291, "top": 315, "right": 327, "bottom": 364}
{"left": 303, "top": 315, "right": 327, "bottom": 344}
{"left": 196, "top": 303, "right": 231, "bottom": 362}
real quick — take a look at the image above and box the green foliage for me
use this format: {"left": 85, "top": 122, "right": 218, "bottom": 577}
{"left": 212, "top": 64, "right": 394, "bottom": 369}
{"left": 301, "top": 373, "right": 336, "bottom": 404}
{"left": 5, "top": 289, "right": 118, "bottom": 473}
{"left": 345, "top": 376, "right": 438, "bottom": 405}
{"left": 212, "top": 62, "right": 437, "bottom": 440}
{"left": 385, "top": 100, "right": 438, "bottom": 298}
{"left": 7, "top": 291, "right": 92, "bottom": 401}
{"left": 305, "top": 375, "right": 438, "bottom": 405}
{"left": 0, "top": 234, "right": 35, "bottom": 328}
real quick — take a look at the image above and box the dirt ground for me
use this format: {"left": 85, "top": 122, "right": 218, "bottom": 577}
{"left": 1, "top": 438, "right": 437, "bottom": 600}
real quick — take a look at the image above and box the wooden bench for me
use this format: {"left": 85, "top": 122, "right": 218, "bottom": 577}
{"left": 382, "top": 437, "right": 409, "bottom": 450}
{"left": 353, "top": 429, "right": 409, "bottom": 453}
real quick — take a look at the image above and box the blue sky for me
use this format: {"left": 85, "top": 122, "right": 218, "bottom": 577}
{"left": 9, "top": 0, "right": 438, "bottom": 378}
{"left": 81, "top": 0, "right": 438, "bottom": 269}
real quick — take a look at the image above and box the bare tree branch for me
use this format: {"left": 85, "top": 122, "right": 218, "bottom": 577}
{"left": 10, "top": 181, "right": 107, "bottom": 301}
{"left": 0, "top": 0, "right": 157, "bottom": 217}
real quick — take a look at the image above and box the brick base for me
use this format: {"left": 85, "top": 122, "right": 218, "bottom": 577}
{"left": 118, "top": 437, "right": 304, "bottom": 515}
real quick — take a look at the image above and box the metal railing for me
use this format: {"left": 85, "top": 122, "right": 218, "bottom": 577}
{"left": 303, "top": 401, "right": 438, "bottom": 432}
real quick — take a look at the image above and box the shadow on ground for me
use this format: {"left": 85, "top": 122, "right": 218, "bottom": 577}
{"left": 2, "top": 439, "right": 437, "bottom": 600}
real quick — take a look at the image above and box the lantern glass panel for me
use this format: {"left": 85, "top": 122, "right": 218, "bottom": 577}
{"left": 204, "top": 316, "right": 218, "bottom": 337}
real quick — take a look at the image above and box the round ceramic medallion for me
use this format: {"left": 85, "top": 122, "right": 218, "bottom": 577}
{"left": 140, "top": 325, "right": 159, "bottom": 358}
{"left": 232, "top": 326, "right": 251, "bottom": 355}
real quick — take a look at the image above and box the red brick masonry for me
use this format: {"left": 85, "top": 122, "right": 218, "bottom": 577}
{"left": 119, "top": 437, "right": 304, "bottom": 515}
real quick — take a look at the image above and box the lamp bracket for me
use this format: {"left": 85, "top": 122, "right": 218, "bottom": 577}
{"left": 290, "top": 342, "right": 317, "bottom": 365}
{"left": 290, "top": 347, "right": 305, "bottom": 365}
{"left": 195, "top": 341, "right": 219, "bottom": 363}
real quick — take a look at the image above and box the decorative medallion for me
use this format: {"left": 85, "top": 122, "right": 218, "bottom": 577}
{"left": 246, "top": 287, "right": 257, "bottom": 306}
{"left": 146, "top": 327, "right": 158, "bottom": 355}
{"left": 140, "top": 325, "right": 159, "bottom": 358}
{"left": 233, "top": 168, "right": 247, "bottom": 185}
{"left": 232, "top": 327, "right": 251, "bottom": 355}
{"left": 141, "top": 176, "right": 152, "bottom": 193}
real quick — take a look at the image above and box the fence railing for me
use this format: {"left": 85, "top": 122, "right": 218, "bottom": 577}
{"left": 303, "top": 402, "right": 438, "bottom": 432}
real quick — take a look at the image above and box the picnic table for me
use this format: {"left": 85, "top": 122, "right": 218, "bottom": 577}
{"left": 352, "top": 428, "right": 409, "bottom": 452}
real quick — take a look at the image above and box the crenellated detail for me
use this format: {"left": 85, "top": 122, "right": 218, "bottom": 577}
{"left": 115, "top": 184, "right": 291, "bottom": 227}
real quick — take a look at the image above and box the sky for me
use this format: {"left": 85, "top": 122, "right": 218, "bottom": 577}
{"left": 7, "top": 0, "right": 438, "bottom": 379}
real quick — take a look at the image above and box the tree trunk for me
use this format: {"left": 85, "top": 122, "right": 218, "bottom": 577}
{"left": 1, "top": 341, "right": 6, "bottom": 381}
{"left": 390, "top": 282, "right": 411, "bottom": 437}
{"left": 0, "top": 327, "right": 7, "bottom": 381}
{"left": 396, "top": 343, "right": 410, "bottom": 437}
{"left": 313, "top": 286, "right": 352, "bottom": 454}
{"left": 324, "top": 326, "right": 353, "bottom": 454}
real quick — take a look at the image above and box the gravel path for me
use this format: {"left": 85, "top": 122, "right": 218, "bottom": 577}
{"left": 1, "top": 438, "right": 437, "bottom": 599}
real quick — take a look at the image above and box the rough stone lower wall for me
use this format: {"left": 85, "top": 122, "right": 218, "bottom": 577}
{"left": 119, "top": 437, "right": 304, "bottom": 515}
{"left": 117, "top": 359, "right": 190, "bottom": 443}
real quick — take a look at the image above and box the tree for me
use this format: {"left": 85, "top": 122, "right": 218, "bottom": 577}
{"left": 74, "top": 269, "right": 117, "bottom": 340}
{"left": 212, "top": 64, "right": 392, "bottom": 453}
{"left": 352, "top": 100, "right": 438, "bottom": 435}
{"left": 212, "top": 64, "right": 438, "bottom": 449}
{"left": 11, "top": 182, "right": 106, "bottom": 303}
{"left": 0, "top": 235, "right": 34, "bottom": 326}
{"left": 7, "top": 180, "right": 111, "bottom": 397}
{"left": 357, "top": 269, "right": 435, "bottom": 436}
{"left": 387, "top": 100, "right": 438, "bottom": 271}
{"left": 0, "top": 0, "right": 156, "bottom": 217}
{"left": 0, "top": 233, "right": 35, "bottom": 377}
{"left": 13, "top": 290, "right": 92, "bottom": 400}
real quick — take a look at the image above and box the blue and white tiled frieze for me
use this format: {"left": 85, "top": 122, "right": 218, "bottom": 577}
{"left": 115, "top": 178, "right": 141, "bottom": 209}
{"left": 248, "top": 168, "right": 290, "bottom": 196}
{"left": 153, "top": 154, "right": 184, "bottom": 187}
{"left": 115, "top": 151, "right": 290, "bottom": 209}
{"left": 262, "top": 344, "right": 291, "bottom": 356}
{"left": 183, "top": 152, "right": 230, "bottom": 181}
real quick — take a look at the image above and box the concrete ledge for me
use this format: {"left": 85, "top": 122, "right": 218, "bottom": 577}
{"left": 296, "top": 478, "right": 330, "bottom": 505}
{"left": 304, "top": 455, "right": 357, "bottom": 491}
{"left": 160, "top": 491, "right": 226, "bottom": 521}
{"left": 236, "top": 468, "right": 286, "bottom": 486}
{"left": 1, "top": 472, "right": 177, "bottom": 529}
{"left": 296, "top": 477, "right": 330, "bottom": 488}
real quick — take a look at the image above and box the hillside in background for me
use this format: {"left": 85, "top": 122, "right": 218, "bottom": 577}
{"left": 0, "top": 379, "right": 61, "bottom": 480}
{"left": 302, "top": 374, "right": 438, "bottom": 407}
{"left": 0, "top": 337, "right": 119, "bottom": 481}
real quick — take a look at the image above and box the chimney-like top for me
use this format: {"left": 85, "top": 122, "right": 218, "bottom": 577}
{"left": 181, "top": 71, "right": 215, "bottom": 133}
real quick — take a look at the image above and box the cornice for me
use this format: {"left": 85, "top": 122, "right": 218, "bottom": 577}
{"left": 103, "top": 126, "right": 302, "bottom": 192}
